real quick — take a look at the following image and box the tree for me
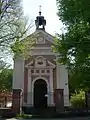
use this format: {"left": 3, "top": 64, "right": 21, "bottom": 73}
{"left": 70, "top": 90, "right": 85, "bottom": 108}
{"left": 0, "top": 0, "right": 26, "bottom": 50}
{"left": 0, "top": 68, "right": 13, "bottom": 92}
{"left": 56, "top": 0, "right": 90, "bottom": 25}
{"left": 0, "top": 0, "right": 35, "bottom": 92}
{"left": 55, "top": 0, "right": 90, "bottom": 92}
{"left": 0, "top": 0, "right": 35, "bottom": 66}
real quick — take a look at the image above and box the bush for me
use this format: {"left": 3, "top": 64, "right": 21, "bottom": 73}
{"left": 16, "top": 113, "right": 32, "bottom": 119}
{"left": 70, "top": 90, "right": 85, "bottom": 108}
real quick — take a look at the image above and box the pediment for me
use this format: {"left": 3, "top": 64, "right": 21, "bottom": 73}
{"left": 25, "top": 56, "right": 55, "bottom": 68}
{"left": 33, "top": 30, "right": 54, "bottom": 44}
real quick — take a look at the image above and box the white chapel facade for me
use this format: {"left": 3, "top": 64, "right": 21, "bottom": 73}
{"left": 12, "top": 11, "right": 69, "bottom": 109}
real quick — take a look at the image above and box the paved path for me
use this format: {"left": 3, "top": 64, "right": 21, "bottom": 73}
{"left": 5, "top": 117, "right": 90, "bottom": 120}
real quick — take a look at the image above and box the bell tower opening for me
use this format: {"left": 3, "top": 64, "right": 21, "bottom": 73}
{"left": 34, "top": 79, "right": 47, "bottom": 108}
{"left": 35, "top": 6, "right": 46, "bottom": 31}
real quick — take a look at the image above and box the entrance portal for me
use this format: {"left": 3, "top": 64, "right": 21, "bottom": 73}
{"left": 34, "top": 79, "right": 47, "bottom": 108}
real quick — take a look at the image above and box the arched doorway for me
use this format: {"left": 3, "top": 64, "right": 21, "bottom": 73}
{"left": 34, "top": 79, "right": 47, "bottom": 108}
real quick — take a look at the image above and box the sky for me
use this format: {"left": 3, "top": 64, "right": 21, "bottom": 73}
{"left": 7, "top": 0, "right": 63, "bottom": 67}
{"left": 22, "top": 0, "right": 63, "bottom": 35}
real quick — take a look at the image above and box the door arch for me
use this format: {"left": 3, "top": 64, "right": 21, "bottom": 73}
{"left": 33, "top": 79, "right": 47, "bottom": 108}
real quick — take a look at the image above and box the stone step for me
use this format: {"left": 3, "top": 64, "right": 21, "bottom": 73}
{"left": 22, "top": 106, "right": 56, "bottom": 115}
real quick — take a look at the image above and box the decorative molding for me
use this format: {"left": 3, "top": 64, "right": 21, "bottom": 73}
{"left": 35, "top": 30, "right": 54, "bottom": 44}
{"left": 31, "top": 47, "right": 51, "bottom": 50}
{"left": 36, "top": 37, "right": 45, "bottom": 44}
{"left": 35, "top": 56, "right": 46, "bottom": 67}
{"left": 27, "top": 67, "right": 55, "bottom": 69}
{"left": 47, "top": 60, "right": 55, "bottom": 68}
{"left": 25, "top": 56, "right": 56, "bottom": 69}
{"left": 27, "top": 69, "right": 32, "bottom": 105}
{"left": 30, "top": 51, "right": 57, "bottom": 56}
{"left": 35, "top": 56, "right": 46, "bottom": 60}
{"left": 31, "top": 77, "right": 50, "bottom": 106}
{"left": 25, "top": 61, "right": 33, "bottom": 68}
{"left": 27, "top": 68, "right": 55, "bottom": 106}
{"left": 31, "top": 73, "right": 50, "bottom": 76}
{"left": 50, "top": 69, "right": 54, "bottom": 106}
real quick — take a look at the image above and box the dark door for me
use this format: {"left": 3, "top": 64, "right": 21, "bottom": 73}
{"left": 34, "top": 79, "right": 47, "bottom": 108}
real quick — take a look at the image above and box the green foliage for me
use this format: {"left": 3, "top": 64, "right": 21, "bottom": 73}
{"left": 16, "top": 113, "right": 32, "bottom": 119}
{"left": 69, "top": 65, "right": 90, "bottom": 93}
{"left": 0, "top": 68, "right": 13, "bottom": 92}
{"left": 70, "top": 90, "right": 85, "bottom": 108}
{"left": 11, "top": 35, "right": 36, "bottom": 59}
{"left": 0, "top": 0, "right": 35, "bottom": 92}
{"left": 54, "top": 22, "right": 90, "bottom": 67}
{"left": 55, "top": 0, "right": 90, "bottom": 92}
{"left": 57, "top": 0, "right": 90, "bottom": 25}
{"left": 0, "top": 60, "right": 7, "bottom": 70}
{"left": 0, "top": 0, "right": 33, "bottom": 66}
{"left": 0, "top": 0, "right": 25, "bottom": 50}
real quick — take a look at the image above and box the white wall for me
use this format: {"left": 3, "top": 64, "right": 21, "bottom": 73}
{"left": 30, "top": 49, "right": 56, "bottom": 55}
{"left": 56, "top": 64, "right": 69, "bottom": 106}
{"left": 13, "top": 58, "right": 24, "bottom": 90}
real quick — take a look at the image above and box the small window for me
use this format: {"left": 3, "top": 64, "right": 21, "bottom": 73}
{"left": 41, "top": 70, "right": 45, "bottom": 73}
{"left": 31, "top": 70, "right": 34, "bottom": 73}
{"left": 47, "top": 70, "right": 50, "bottom": 73}
{"left": 36, "top": 69, "right": 39, "bottom": 73}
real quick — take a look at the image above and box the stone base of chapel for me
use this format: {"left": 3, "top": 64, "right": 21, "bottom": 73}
{"left": 12, "top": 89, "right": 69, "bottom": 114}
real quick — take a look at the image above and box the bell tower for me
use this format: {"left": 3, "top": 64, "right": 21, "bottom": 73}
{"left": 35, "top": 6, "right": 46, "bottom": 31}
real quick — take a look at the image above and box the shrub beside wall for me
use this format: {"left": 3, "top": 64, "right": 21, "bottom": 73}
{"left": 70, "top": 90, "right": 85, "bottom": 108}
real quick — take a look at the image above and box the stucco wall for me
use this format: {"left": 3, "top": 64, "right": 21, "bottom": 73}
{"left": 12, "top": 30, "right": 69, "bottom": 107}
{"left": 13, "top": 58, "right": 24, "bottom": 90}
{"left": 56, "top": 64, "right": 69, "bottom": 106}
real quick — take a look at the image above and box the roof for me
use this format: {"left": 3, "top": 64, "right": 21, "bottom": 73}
{"left": 24, "top": 29, "right": 55, "bottom": 44}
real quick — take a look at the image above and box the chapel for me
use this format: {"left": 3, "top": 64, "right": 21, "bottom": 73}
{"left": 12, "top": 9, "right": 69, "bottom": 112}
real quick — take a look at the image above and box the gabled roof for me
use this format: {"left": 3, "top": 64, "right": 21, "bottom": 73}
{"left": 26, "top": 29, "right": 55, "bottom": 44}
